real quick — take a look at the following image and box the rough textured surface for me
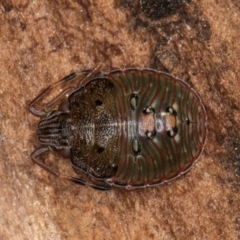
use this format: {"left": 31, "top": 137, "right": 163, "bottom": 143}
{"left": 0, "top": 0, "right": 239, "bottom": 239}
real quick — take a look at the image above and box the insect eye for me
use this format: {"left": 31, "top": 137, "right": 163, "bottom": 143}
{"left": 58, "top": 101, "right": 69, "bottom": 111}
{"left": 60, "top": 148, "right": 71, "bottom": 158}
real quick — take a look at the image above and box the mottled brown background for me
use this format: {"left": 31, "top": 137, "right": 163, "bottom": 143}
{"left": 0, "top": 0, "right": 239, "bottom": 239}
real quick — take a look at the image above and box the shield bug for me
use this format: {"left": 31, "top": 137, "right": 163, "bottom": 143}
{"left": 29, "top": 68, "right": 207, "bottom": 190}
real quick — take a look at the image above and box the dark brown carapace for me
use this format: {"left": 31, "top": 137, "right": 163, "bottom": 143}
{"left": 30, "top": 68, "right": 207, "bottom": 190}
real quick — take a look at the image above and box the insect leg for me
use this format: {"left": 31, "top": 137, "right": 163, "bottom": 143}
{"left": 29, "top": 71, "right": 88, "bottom": 117}
{"left": 29, "top": 66, "right": 103, "bottom": 117}
{"left": 31, "top": 146, "right": 60, "bottom": 176}
{"left": 31, "top": 147, "right": 111, "bottom": 190}
{"left": 75, "top": 64, "right": 103, "bottom": 87}
{"left": 63, "top": 176, "right": 111, "bottom": 191}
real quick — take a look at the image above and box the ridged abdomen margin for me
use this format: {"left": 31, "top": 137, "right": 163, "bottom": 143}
{"left": 105, "top": 71, "right": 135, "bottom": 185}
{"left": 105, "top": 69, "right": 207, "bottom": 188}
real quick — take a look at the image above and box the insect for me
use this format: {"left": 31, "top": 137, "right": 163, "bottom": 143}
{"left": 29, "top": 67, "right": 207, "bottom": 190}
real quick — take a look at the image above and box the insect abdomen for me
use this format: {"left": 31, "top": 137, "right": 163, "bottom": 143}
{"left": 105, "top": 69, "right": 207, "bottom": 188}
